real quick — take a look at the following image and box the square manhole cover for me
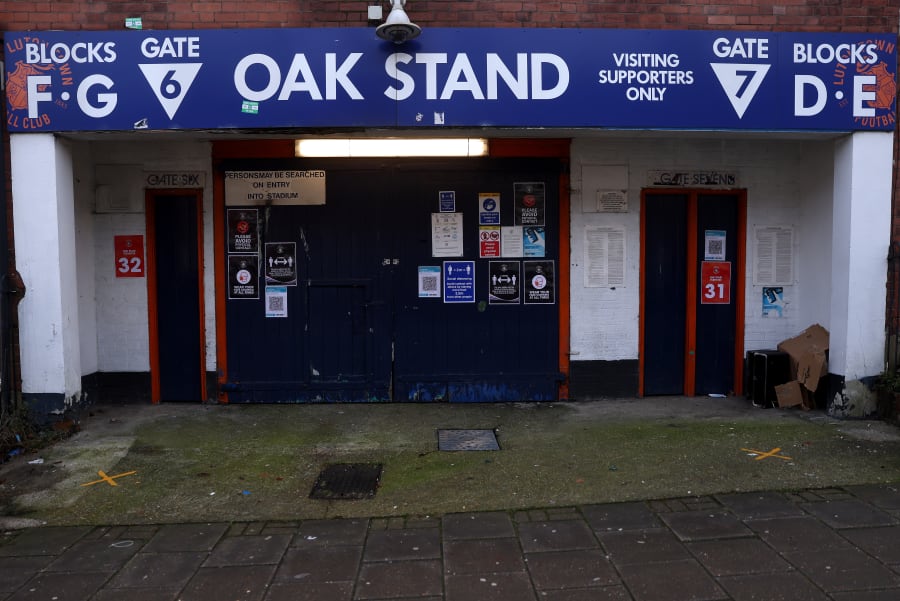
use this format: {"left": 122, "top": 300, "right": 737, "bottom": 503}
{"left": 309, "top": 463, "right": 383, "bottom": 500}
{"left": 438, "top": 429, "right": 500, "bottom": 451}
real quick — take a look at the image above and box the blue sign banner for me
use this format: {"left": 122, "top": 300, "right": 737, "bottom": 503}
{"left": 4, "top": 28, "right": 896, "bottom": 132}
{"left": 444, "top": 261, "right": 475, "bottom": 303}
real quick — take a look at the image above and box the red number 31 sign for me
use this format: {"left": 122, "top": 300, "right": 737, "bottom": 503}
{"left": 114, "top": 235, "right": 145, "bottom": 278}
{"left": 700, "top": 261, "right": 730, "bottom": 304}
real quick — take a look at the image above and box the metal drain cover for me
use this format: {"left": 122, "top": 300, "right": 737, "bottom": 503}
{"left": 309, "top": 463, "right": 383, "bottom": 500}
{"left": 438, "top": 429, "right": 500, "bottom": 451}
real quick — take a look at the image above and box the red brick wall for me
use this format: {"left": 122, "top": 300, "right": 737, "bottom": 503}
{"left": 0, "top": 1, "right": 897, "bottom": 31}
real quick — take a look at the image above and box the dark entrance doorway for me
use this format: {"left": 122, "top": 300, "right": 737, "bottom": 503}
{"left": 146, "top": 191, "right": 206, "bottom": 402}
{"left": 220, "top": 157, "right": 562, "bottom": 402}
{"left": 640, "top": 190, "right": 745, "bottom": 396}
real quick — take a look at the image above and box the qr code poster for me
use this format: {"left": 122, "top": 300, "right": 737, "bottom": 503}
{"left": 418, "top": 266, "right": 441, "bottom": 298}
{"left": 265, "top": 286, "right": 288, "bottom": 318}
{"left": 704, "top": 229, "right": 726, "bottom": 261}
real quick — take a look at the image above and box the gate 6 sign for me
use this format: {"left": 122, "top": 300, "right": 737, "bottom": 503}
{"left": 700, "top": 261, "right": 731, "bottom": 304}
{"left": 114, "top": 235, "right": 144, "bottom": 278}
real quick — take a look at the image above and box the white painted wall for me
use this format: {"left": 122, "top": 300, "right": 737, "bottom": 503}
{"left": 12, "top": 134, "right": 82, "bottom": 398}
{"left": 74, "top": 145, "right": 98, "bottom": 375}
{"left": 830, "top": 131, "right": 892, "bottom": 380}
{"left": 569, "top": 136, "right": 837, "bottom": 363}
{"left": 76, "top": 140, "right": 215, "bottom": 373}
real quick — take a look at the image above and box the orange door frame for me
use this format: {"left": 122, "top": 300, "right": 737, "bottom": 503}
{"left": 145, "top": 189, "right": 208, "bottom": 403}
{"left": 638, "top": 189, "right": 746, "bottom": 397}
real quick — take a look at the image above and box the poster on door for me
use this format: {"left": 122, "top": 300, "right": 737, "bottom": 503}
{"left": 700, "top": 261, "right": 731, "bottom": 304}
{"left": 418, "top": 266, "right": 442, "bottom": 298}
{"left": 439, "top": 191, "right": 456, "bottom": 212}
{"left": 524, "top": 260, "right": 555, "bottom": 304}
{"left": 227, "top": 209, "right": 258, "bottom": 253}
{"left": 479, "top": 193, "right": 501, "bottom": 225}
{"left": 514, "top": 182, "right": 545, "bottom": 226}
{"left": 228, "top": 255, "right": 259, "bottom": 299}
{"left": 479, "top": 226, "right": 501, "bottom": 258}
{"left": 523, "top": 226, "right": 546, "bottom": 257}
{"left": 431, "top": 212, "right": 464, "bottom": 257}
{"left": 114, "top": 235, "right": 144, "bottom": 278}
{"left": 443, "top": 261, "right": 475, "bottom": 303}
{"left": 264, "top": 242, "right": 297, "bottom": 285}
{"left": 489, "top": 261, "right": 520, "bottom": 304}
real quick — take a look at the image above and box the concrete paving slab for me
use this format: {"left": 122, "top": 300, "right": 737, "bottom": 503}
{"left": 444, "top": 571, "right": 536, "bottom": 601}
{"left": 3, "top": 571, "right": 109, "bottom": 601}
{"left": 538, "top": 587, "right": 633, "bottom": 601}
{"left": 273, "top": 546, "right": 362, "bottom": 583}
{"left": 524, "top": 549, "right": 619, "bottom": 589}
{"left": 442, "top": 512, "right": 515, "bottom": 539}
{"left": 799, "top": 498, "right": 897, "bottom": 528}
{"left": 45, "top": 537, "right": 143, "bottom": 572}
{"left": 685, "top": 538, "right": 794, "bottom": 576}
{"left": 444, "top": 538, "right": 525, "bottom": 574}
{"left": 363, "top": 527, "right": 441, "bottom": 561}
{"left": 262, "top": 581, "right": 354, "bottom": 601}
{"left": 616, "top": 558, "right": 727, "bottom": 601}
{"left": 782, "top": 546, "right": 900, "bottom": 593}
{"left": 356, "top": 559, "right": 443, "bottom": 599}
{"left": 142, "top": 523, "right": 228, "bottom": 553}
{"left": 714, "top": 491, "right": 808, "bottom": 519}
{"left": 106, "top": 551, "right": 206, "bottom": 589}
{"left": 518, "top": 520, "right": 598, "bottom": 553}
{"left": 0, "top": 556, "right": 54, "bottom": 592}
{"left": 201, "top": 533, "right": 291, "bottom": 566}
{"left": 597, "top": 528, "right": 691, "bottom": 565}
{"left": 179, "top": 565, "right": 276, "bottom": 601}
{"left": 746, "top": 516, "right": 851, "bottom": 552}
{"left": 717, "top": 572, "right": 829, "bottom": 601}
{"left": 582, "top": 501, "right": 662, "bottom": 531}
{"left": 839, "top": 525, "right": 900, "bottom": 564}
{"left": 660, "top": 510, "right": 754, "bottom": 541}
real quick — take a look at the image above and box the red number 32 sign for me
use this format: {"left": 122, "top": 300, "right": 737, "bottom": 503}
{"left": 114, "top": 235, "right": 145, "bottom": 278}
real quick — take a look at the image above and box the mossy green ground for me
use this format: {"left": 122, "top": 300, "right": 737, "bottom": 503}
{"left": 2, "top": 400, "right": 899, "bottom": 525}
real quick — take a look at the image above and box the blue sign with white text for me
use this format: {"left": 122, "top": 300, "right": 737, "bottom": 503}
{"left": 444, "top": 261, "right": 475, "bottom": 303}
{"left": 4, "top": 28, "right": 896, "bottom": 132}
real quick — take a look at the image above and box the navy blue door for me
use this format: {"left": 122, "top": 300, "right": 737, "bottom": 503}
{"left": 223, "top": 158, "right": 561, "bottom": 402}
{"left": 642, "top": 192, "right": 740, "bottom": 396}
{"left": 391, "top": 159, "right": 561, "bottom": 401}
{"left": 642, "top": 194, "right": 688, "bottom": 395}
{"left": 224, "top": 163, "right": 392, "bottom": 402}
{"left": 151, "top": 193, "right": 203, "bottom": 401}
{"left": 694, "top": 193, "right": 739, "bottom": 395}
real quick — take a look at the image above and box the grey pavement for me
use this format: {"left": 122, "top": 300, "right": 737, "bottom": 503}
{"left": 4, "top": 484, "right": 900, "bottom": 600}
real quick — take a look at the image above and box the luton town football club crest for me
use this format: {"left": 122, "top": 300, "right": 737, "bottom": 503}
{"left": 831, "top": 38, "right": 897, "bottom": 129}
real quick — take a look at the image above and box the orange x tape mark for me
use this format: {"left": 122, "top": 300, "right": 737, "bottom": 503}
{"left": 741, "top": 447, "right": 792, "bottom": 461}
{"left": 81, "top": 470, "right": 137, "bottom": 487}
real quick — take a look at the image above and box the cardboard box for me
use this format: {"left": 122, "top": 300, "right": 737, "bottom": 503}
{"left": 775, "top": 380, "right": 804, "bottom": 408}
{"left": 776, "top": 324, "right": 829, "bottom": 401}
{"left": 797, "top": 350, "right": 827, "bottom": 392}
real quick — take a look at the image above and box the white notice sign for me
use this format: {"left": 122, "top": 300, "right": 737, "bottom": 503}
{"left": 224, "top": 170, "right": 326, "bottom": 206}
{"left": 753, "top": 225, "right": 793, "bottom": 285}
{"left": 431, "top": 213, "right": 464, "bottom": 257}
{"left": 584, "top": 226, "right": 625, "bottom": 287}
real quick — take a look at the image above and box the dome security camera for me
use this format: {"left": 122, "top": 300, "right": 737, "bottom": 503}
{"left": 376, "top": 0, "right": 421, "bottom": 44}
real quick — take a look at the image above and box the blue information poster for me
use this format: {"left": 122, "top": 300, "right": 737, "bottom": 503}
{"left": 443, "top": 261, "right": 475, "bottom": 303}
